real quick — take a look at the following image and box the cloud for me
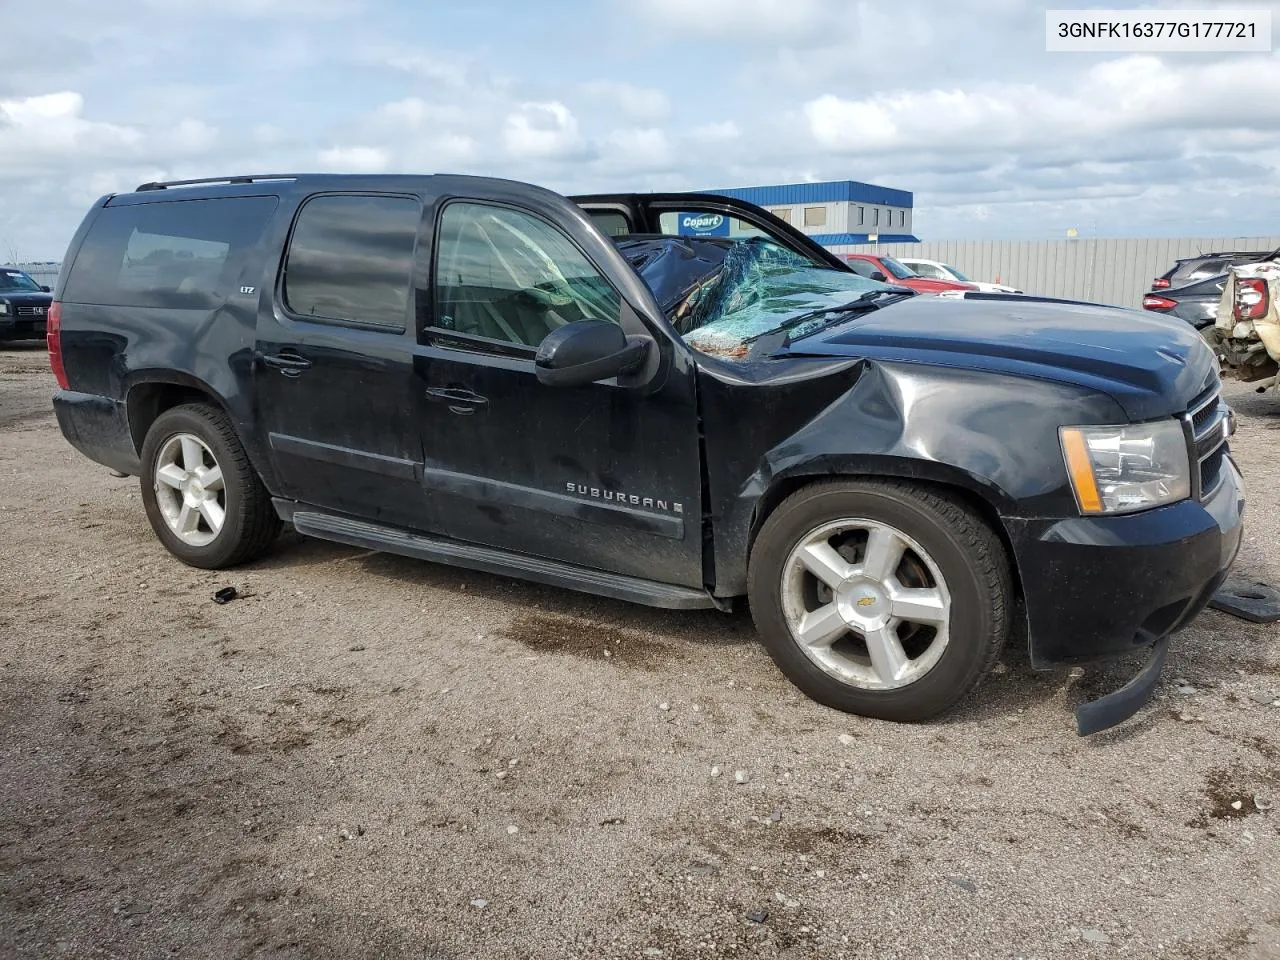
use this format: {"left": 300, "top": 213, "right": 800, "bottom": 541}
{"left": 501, "top": 102, "right": 591, "bottom": 160}
{"left": 600, "top": 127, "right": 673, "bottom": 172}
{"left": 634, "top": 0, "right": 830, "bottom": 41}
{"left": 805, "top": 55, "right": 1280, "bottom": 156}
{"left": 581, "top": 81, "right": 669, "bottom": 122}
{"left": 6, "top": 1, "right": 1280, "bottom": 259}
{"left": 690, "top": 121, "right": 741, "bottom": 143}
{"left": 317, "top": 146, "right": 390, "bottom": 173}
{"left": 0, "top": 92, "right": 142, "bottom": 177}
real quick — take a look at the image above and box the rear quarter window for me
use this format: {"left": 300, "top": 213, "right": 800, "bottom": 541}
{"left": 62, "top": 196, "right": 278, "bottom": 309}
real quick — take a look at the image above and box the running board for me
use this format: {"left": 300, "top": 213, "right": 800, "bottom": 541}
{"left": 287, "top": 507, "right": 717, "bottom": 610}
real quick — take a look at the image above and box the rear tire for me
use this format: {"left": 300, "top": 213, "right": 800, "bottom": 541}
{"left": 747, "top": 478, "right": 1011, "bottom": 722}
{"left": 139, "top": 403, "right": 281, "bottom": 569}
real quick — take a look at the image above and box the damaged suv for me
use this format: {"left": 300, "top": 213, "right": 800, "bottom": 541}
{"left": 50, "top": 175, "right": 1243, "bottom": 734}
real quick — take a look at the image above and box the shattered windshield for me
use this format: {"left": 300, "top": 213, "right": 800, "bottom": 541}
{"left": 666, "top": 240, "right": 897, "bottom": 359}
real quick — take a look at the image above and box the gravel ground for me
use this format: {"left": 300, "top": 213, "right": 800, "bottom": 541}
{"left": 1, "top": 342, "right": 1278, "bottom": 960}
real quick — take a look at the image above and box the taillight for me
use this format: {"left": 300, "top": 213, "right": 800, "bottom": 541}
{"left": 1235, "top": 278, "right": 1269, "bottom": 321}
{"left": 47, "top": 301, "right": 68, "bottom": 389}
{"left": 1152, "top": 278, "right": 1171, "bottom": 289}
{"left": 1142, "top": 295, "right": 1177, "bottom": 311}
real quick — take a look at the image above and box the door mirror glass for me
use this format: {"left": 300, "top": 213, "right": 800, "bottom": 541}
{"left": 535, "top": 319, "right": 649, "bottom": 387}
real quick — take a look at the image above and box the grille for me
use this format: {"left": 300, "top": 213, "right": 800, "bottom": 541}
{"left": 14, "top": 305, "right": 46, "bottom": 319}
{"left": 1184, "top": 387, "right": 1229, "bottom": 500}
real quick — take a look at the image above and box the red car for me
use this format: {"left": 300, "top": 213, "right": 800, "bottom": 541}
{"left": 845, "top": 253, "right": 978, "bottom": 294}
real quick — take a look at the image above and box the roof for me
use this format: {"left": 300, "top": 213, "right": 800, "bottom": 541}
{"left": 708, "top": 180, "right": 913, "bottom": 209}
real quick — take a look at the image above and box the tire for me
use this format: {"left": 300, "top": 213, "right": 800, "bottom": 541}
{"left": 747, "top": 478, "right": 1011, "bottom": 723}
{"left": 139, "top": 403, "right": 281, "bottom": 569}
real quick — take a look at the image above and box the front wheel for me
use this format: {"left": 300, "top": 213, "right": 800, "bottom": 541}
{"left": 139, "top": 403, "right": 281, "bottom": 569}
{"left": 747, "top": 479, "right": 1011, "bottom": 723}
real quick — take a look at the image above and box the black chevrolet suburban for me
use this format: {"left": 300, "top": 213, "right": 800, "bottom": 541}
{"left": 49, "top": 174, "right": 1244, "bottom": 734}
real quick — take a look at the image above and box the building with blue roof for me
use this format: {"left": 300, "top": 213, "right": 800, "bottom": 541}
{"left": 704, "top": 180, "right": 919, "bottom": 250}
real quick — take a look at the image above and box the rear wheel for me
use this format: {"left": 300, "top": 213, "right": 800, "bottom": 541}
{"left": 140, "top": 403, "right": 281, "bottom": 568}
{"left": 747, "top": 479, "right": 1011, "bottom": 722}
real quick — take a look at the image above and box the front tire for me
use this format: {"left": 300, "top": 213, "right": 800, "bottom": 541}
{"left": 139, "top": 403, "right": 281, "bottom": 569}
{"left": 747, "top": 479, "right": 1011, "bottom": 722}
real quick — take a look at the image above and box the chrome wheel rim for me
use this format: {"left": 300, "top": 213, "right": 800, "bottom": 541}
{"left": 780, "top": 518, "right": 951, "bottom": 690}
{"left": 153, "top": 433, "right": 226, "bottom": 547}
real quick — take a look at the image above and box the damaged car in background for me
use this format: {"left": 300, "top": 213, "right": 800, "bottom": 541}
{"left": 1214, "top": 257, "right": 1280, "bottom": 391}
{"left": 49, "top": 177, "right": 1242, "bottom": 737}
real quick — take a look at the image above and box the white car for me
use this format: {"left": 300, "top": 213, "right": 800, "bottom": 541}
{"left": 899, "top": 258, "right": 1022, "bottom": 294}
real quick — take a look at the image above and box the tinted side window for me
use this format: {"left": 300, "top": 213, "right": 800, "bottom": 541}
{"left": 284, "top": 194, "right": 421, "bottom": 329}
{"left": 586, "top": 210, "right": 632, "bottom": 237}
{"left": 847, "top": 258, "right": 877, "bottom": 278}
{"left": 433, "top": 202, "right": 620, "bottom": 349}
{"left": 62, "top": 197, "right": 278, "bottom": 309}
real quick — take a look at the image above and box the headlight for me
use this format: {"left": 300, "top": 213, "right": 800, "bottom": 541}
{"left": 0, "top": 301, "right": 9, "bottom": 316}
{"left": 1059, "top": 420, "right": 1190, "bottom": 515}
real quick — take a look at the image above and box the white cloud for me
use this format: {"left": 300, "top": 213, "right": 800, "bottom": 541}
{"left": 380, "top": 53, "right": 471, "bottom": 89}
{"left": 375, "top": 97, "right": 468, "bottom": 129}
{"left": 635, "top": 0, "right": 829, "bottom": 40}
{"left": 0, "top": 92, "right": 142, "bottom": 176}
{"left": 317, "top": 145, "right": 389, "bottom": 173}
{"left": 600, "top": 127, "right": 673, "bottom": 171}
{"left": 501, "top": 101, "right": 589, "bottom": 160}
{"left": 690, "top": 121, "right": 741, "bottom": 142}
{"left": 581, "top": 81, "right": 669, "bottom": 122}
{"left": 806, "top": 55, "right": 1280, "bottom": 156}
{"left": 170, "top": 118, "right": 217, "bottom": 153}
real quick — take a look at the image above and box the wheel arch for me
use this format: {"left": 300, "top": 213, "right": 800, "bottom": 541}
{"left": 124, "top": 373, "right": 232, "bottom": 455}
{"left": 123, "top": 373, "right": 279, "bottom": 492}
{"left": 745, "top": 457, "right": 1024, "bottom": 600}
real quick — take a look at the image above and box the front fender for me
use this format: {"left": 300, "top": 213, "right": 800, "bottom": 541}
{"left": 702, "top": 359, "right": 1124, "bottom": 596}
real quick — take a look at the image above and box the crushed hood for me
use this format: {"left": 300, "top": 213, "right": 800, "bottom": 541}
{"left": 784, "top": 295, "right": 1218, "bottom": 421}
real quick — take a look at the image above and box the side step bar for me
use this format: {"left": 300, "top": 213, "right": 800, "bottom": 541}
{"left": 284, "top": 505, "right": 717, "bottom": 611}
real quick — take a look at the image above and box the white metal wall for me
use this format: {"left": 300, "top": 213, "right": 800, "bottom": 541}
{"left": 832, "top": 237, "right": 1280, "bottom": 308}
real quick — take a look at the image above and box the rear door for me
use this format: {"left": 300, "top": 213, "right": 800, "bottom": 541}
{"left": 254, "top": 191, "right": 437, "bottom": 532}
{"left": 414, "top": 187, "right": 706, "bottom": 587}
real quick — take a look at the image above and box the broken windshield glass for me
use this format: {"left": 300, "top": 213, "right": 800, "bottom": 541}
{"left": 673, "top": 240, "right": 896, "bottom": 359}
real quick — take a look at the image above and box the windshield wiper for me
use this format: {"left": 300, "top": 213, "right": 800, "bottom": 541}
{"left": 746, "top": 289, "right": 909, "bottom": 350}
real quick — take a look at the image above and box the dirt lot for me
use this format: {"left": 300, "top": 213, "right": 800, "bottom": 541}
{"left": 1, "top": 342, "right": 1278, "bottom": 960}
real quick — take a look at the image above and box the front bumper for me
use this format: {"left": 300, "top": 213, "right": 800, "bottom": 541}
{"left": 0, "top": 315, "right": 47, "bottom": 341}
{"left": 1005, "top": 456, "right": 1243, "bottom": 733}
{"left": 1006, "top": 455, "right": 1244, "bottom": 668}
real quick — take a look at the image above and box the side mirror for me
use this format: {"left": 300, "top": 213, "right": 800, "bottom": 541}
{"left": 871, "top": 271, "right": 888, "bottom": 282}
{"left": 535, "top": 319, "right": 650, "bottom": 387}
{"left": 40, "top": 285, "right": 51, "bottom": 293}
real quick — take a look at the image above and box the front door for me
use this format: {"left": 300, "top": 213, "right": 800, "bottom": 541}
{"left": 416, "top": 196, "right": 705, "bottom": 587}
{"left": 254, "top": 191, "right": 436, "bottom": 532}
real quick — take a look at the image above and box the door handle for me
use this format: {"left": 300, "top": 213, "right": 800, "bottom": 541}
{"left": 424, "top": 386, "right": 488, "bottom": 415}
{"left": 260, "top": 351, "right": 313, "bottom": 377}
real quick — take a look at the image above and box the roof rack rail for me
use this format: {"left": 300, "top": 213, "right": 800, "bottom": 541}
{"left": 134, "top": 174, "right": 302, "bottom": 192}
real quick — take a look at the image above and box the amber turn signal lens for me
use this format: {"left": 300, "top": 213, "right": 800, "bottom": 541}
{"left": 1060, "top": 428, "right": 1103, "bottom": 514}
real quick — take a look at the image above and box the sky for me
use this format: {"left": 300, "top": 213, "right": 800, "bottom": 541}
{"left": 3, "top": 0, "right": 1280, "bottom": 259}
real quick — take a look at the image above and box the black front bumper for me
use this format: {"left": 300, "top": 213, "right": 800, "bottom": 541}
{"left": 0, "top": 316, "right": 47, "bottom": 341}
{"left": 1005, "top": 456, "right": 1244, "bottom": 731}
